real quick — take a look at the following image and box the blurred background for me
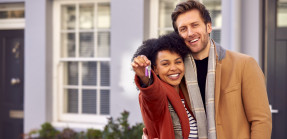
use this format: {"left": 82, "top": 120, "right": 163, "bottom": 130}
{"left": 0, "top": 0, "right": 286, "bottom": 138}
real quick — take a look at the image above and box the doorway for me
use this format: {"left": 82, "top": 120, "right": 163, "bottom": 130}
{"left": 0, "top": 30, "right": 24, "bottom": 138}
{"left": 265, "top": 0, "right": 287, "bottom": 138}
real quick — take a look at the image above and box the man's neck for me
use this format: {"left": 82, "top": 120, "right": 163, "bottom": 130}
{"left": 192, "top": 41, "right": 210, "bottom": 60}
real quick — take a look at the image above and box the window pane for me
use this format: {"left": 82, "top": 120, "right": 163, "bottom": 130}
{"left": 64, "top": 89, "right": 78, "bottom": 113}
{"left": 61, "top": 33, "right": 76, "bottom": 57}
{"left": 158, "top": 30, "right": 173, "bottom": 36}
{"left": 64, "top": 62, "right": 78, "bottom": 85}
{"left": 100, "top": 62, "right": 110, "bottom": 86}
{"left": 100, "top": 90, "right": 110, "bottom": 115}
{"left": 82, "top": 90, "right": 97, "bottom": 114}
{"left": 80, "top": 32, "right": 94, "bottom": 57}
{"left": 97, "top": 3, "right": 110, "bottom": 29}
{"left": 0, "top": 10, "right": 24, "bottom": 19}
{"left": 211, "top": 29, "right": 221, "bottom": 44}
{"left": 158, "top": 1, "right": 174, "bottom": 29}
{"left": 97, "top": 32, "right": 110, "bottom": 57}
{"left": 82, "top": 62, "right": 97, "bottom": 86}
{"left": 203, "top": 0, "right": 222, "bottom": 28}
{"left": 80, "top": 4, "right": 94, "bottom": 29}
{"left": 278, "top": 1, "right": 287, "bottom": 27}
{"left": 61, "top": 5, "right": 76, "bottom": 30}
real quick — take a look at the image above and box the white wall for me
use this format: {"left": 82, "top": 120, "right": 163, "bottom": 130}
{"left": 110, "top": 0, "right": 144, "bottom": 125}
{"left": 241, "top": 0, "right": 262, "bottom": 65}
{"left": 24, "top": 0, "right": 48, "bottom": 133}
{"left": 221, "top": 0, "right": 262, "bottom": 66}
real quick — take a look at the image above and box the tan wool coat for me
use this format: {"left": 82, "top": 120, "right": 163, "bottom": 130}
{"left": 199, "top": 43, "right": 272, "bottom": 139}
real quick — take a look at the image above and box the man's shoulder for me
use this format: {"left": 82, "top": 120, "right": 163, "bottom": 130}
{"left": 221, "top": 50, "right": 256, "bottom": 68}
{"left": 213, "top": 41, "right": 257, "bottom": 66}
{"left": 225, "top": 50, "right": 251, "bottom": 60}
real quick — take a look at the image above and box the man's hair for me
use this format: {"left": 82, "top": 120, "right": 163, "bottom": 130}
{"left": 132, "top": 32, "right": 190, "bottom": 70}
{"left": 171, "top": 0, "right": 212, "bottom": 33}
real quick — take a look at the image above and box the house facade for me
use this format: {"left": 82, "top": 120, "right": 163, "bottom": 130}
{"left": 0, "top": 0, "right": 286, "bottom": 138}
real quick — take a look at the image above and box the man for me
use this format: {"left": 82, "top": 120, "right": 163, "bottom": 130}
{"left": 171, "top": 0, "right": 272, "bottom": 139}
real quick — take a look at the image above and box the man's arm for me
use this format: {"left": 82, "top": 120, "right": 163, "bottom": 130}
{"left": 242, "top": 57, "right": 272, "bottom": 139}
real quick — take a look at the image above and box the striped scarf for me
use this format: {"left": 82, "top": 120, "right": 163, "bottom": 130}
{"left": 184, "top": 39, "right": 217, "bottom": 139}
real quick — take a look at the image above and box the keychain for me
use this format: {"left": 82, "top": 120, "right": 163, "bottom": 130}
{"left": 145, "top": 64, "right": 151, "bottom": 78}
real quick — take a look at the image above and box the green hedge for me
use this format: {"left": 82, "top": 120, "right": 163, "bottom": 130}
{"left": 24, "top": 111, "right": 144, "bottom": 139}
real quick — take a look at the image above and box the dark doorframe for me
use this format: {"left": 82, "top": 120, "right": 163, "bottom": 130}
{"left": 264, "top": 0, "right": 287, "bottom": 138}
{"left": 0, "top": 30, "right": 24, "bottom": 139}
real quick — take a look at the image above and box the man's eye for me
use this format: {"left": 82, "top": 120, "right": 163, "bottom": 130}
{"left": 179, "top": 28, "right": 186, "bottom": 32}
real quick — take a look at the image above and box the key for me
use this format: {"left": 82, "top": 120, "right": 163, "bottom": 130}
{"left": 145, "top": 64, "right": 151, "bottom": 78}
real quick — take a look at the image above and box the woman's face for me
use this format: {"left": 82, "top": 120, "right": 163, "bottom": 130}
{"left": 154, "top": 50, "right": 185, "bottom": 88}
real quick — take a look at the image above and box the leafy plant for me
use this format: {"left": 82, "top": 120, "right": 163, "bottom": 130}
{"left": 102, "top": 110, "right": 144, "bottom": 139}
{"left": 86, "top": 128, "right": 102, "bottom": 139}
{"left": 59, "top": 128, "right": 77, "bottom": 139}
{"left": 38, "top": 122, "right": 60, "bottom": 138}
{"left": 24, "top": 111, "right": 144, "bottom": 139}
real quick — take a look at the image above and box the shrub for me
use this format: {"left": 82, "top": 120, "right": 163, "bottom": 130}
{"left": 86, "top": 128, "right": 102, "bottom": 139}
{"left": 25, "top": 111, "right": 144, "bottom": 139}
{"left": 102, "top": 110, "right": 144, "bottom": 139}
{"left": 38, "top": 122, "right": 60, "bottom": 138}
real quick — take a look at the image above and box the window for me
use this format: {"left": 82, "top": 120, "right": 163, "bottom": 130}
{"left": 53, "top": 0, "right": 110, "bottom": 124}
{"left": 150, "top": 0, "right": 222, "bottom": 43}
{"left": 202, "top": 0, "right": 222, "bottom": 43}
{"left": 0, "top": 3, "right": 25, "bottom": 29}
{"left": 0, "top": 3, "right": 24, "bottom": 19}
{"left": 277, "top": 0, "right": 287, "bottom": 27}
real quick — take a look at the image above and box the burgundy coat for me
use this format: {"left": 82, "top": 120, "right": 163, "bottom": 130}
{"left": 135, "top": 71, "right": 190, "bottom": 139}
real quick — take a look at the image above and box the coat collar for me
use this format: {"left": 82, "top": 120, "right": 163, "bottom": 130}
{"left": 212, "top": 39, "right": 226, "bottom": 61}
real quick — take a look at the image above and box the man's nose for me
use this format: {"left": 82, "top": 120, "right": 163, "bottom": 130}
{"left": 187, "top": 28, "right": 194, "bottom": 37}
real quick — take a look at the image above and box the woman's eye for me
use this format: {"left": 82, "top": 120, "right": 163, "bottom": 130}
{"left": 176, "top": 61, "right": 182, "bottom": 64}
{"left": 162, "top": 63, "right": 168, "bottom": 66}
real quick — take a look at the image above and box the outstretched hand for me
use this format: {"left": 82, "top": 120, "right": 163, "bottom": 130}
{"left": 131, "top": 55, "right": 151, "bottom": 85}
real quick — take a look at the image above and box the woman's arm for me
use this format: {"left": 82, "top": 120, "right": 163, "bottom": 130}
{"left": 135, "top": 71, "right": 167, "bottom": 121}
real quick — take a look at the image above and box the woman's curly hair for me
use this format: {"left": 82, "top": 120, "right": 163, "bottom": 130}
{"left": 132, "top": 32, "right": 190, "bottom": 70}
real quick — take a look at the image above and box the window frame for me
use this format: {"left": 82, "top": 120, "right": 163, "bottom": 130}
{"left": 53, "top": 0, "right": 111, "bottom": 126}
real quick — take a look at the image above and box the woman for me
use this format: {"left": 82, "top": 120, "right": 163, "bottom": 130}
{"left": 131, "top": 32, "right": 198, "bottom": 139}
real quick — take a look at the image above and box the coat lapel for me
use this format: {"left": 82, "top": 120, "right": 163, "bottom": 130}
{"left": 165, "top": 85, "right": 190, "bottom": 139}
{"left": 213, "top": 40, "right": 225, "bottom": 125}
{"left": 215, "top": 60, "right": 221, "bottom": 120}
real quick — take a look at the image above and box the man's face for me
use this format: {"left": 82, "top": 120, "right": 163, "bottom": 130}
{"left": 175, "top": 9, "right": 212, "bottom": 58}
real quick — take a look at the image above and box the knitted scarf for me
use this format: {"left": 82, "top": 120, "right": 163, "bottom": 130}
{"left": 184, "top": 39, "right": 217, "bottom": 139}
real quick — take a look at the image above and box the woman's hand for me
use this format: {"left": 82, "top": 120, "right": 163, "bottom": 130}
{"left": 131, "top": 55, "right": 151, "bottom": 85}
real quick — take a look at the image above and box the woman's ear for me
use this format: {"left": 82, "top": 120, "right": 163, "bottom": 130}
{"left": 153, "top": 65, "right": 159, "bottom": 75}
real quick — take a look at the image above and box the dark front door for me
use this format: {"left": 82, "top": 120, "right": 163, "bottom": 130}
{"left": 0, "top": 30, "right": 24, "bottom": 139}
{"left": 265, "top": 0, "right": 287, "bottom": 138}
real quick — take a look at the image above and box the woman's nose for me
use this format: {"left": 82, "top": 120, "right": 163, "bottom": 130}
{"left": 170, "top": 64, "right": 177, "bottom": 71}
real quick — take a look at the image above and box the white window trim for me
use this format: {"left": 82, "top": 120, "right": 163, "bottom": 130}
{"left": 52, "top": 0, "right": 111, "bottom": 129}
{"left": 0, "top": 19, "right": 25, "bottom": 29}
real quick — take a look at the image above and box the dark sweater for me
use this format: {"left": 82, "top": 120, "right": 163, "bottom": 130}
{"left": 194, "top": 57, "right": 208, "bottom": 106}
